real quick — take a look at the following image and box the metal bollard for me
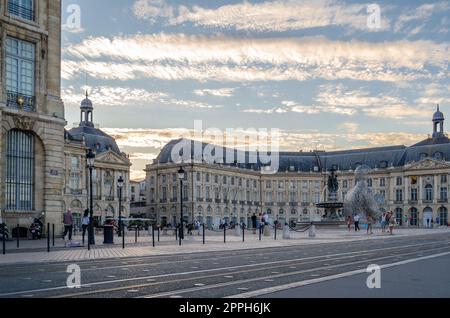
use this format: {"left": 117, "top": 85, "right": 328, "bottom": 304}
{"left": 179, "top": 225, "right": 182, "bottom": 246}
{"left": 175, "top": 225, "right": 178, "bottom": 241}
{"left": 135, "top": 227, "right": 138, "bottom": 244}
{"left": 52, "top": 224, "right": 55, "bottom": 247}
{"left": 122, "top": 223, "right": 125, "bottom": 249}
{"left": 152, "top": 227, "right": 155, "bottom": 247}
{"left": 157, "top": 227, "right": 160, "bottom": 242}
{"left": 17, "top": 224, "right": 20, "bottom": 249}
{"left": 202, "top": 224, "right": 205, "bottom": 245}
{"left": 274, "top": 225, "right": 277, "bottom": 241}
{"left": 242, "top": 224, "right": 245, "bottom": 242}
{"left": 259, "top": 226, "right": 262, "bottom": 241}
{"left": 47, "top": 223, "right": 50, "bottom": 253}
{"left": 224, "top": 226, "right": 226, "bottom": 244}
{"left": 2, "top": 224, "right": 6, "bottom": 255}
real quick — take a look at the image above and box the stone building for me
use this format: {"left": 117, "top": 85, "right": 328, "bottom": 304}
{"left": 145, "top": 107, "right": 449, "bottom": 228}
{"left": 130, "top": 180, "right": 147, "bottom": 218}
{"left": 63, "top": 93, "right": 131, "bottom": 230}
{"left": 0, "top": 0, "right": 131, "bottom": 234}
{"left": 0, "top": 0, "right": 66, "bottom": 232}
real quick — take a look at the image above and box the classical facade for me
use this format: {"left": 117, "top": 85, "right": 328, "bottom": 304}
{"left": 145, "top": 108, "right": 449, "bottom": 228}
{"left": 0, "top": 0, "right": 131, "bottom": 233}
{"left": 0, "top": 0, "right": 66, "bottom": 232}
{"left": 63, "top": 94, "right": 132, "bottom": 230}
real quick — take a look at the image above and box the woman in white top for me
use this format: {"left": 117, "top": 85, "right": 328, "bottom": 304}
{"left": 81, "top": 210, "right": 90, "bottom": 244}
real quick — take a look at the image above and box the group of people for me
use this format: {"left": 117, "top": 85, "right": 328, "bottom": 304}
{"left": 62, "top": 209, "right": 90, "bottom": 243}
{"left": 347, "top": 211, "right": 396, "bottom": 235}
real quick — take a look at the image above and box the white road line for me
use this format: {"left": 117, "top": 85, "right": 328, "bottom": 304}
{"left": 227, "top": 251, "right": 450, "bottom": 298}
{"left": 139, "top": 247, "right": 449, "bottom": 298}
{"left": 0, "top": 241, "right": 446, "bottom": 297}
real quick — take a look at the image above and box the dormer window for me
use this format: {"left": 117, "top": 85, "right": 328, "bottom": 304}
{"left": 380, "top": 161, "right": 388, "bottom": 169}
{"left": 434, "top": 152, "right": 443, "bottom": 160}
{"left": 420, "top": 153, "right": 428, "bottom": 160}
{"left": 8, "top": 0, "right": 35, "bottom": 21}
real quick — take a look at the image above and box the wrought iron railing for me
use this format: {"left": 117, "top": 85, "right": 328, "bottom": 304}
{"left": 6, "top": 91, "right": 35, "bottom": 111}
{"left": 8, "top": 2, "right": 35, "bottom": 21}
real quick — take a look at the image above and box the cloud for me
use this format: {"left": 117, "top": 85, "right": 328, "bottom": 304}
{"left": 62, "top": 85, "right": 221, "bottom": 109}
{"left": 339, "top": 122, "right": 360, "bottom": 134}
{"left": 62, "top": 34, "right": 450, "bottom": 83}
{"left": 193, "top": 88, "right": 235, "bottom": 97}
{"left": 394, "top": 2, "right": 450, "bottom": 34}
{"left": 133, "top": 0, "right": 390, "bottom": 32}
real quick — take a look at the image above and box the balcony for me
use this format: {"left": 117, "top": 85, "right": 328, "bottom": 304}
{"left": 289, "top": 202, "right": 298, "bottom": 207}
{"left": 265, "top": 202, "right": 274, "bottom": 206}
{"left": 170, "top": 198, "right": 178, "bottom": 203}
{"left": 215, "top": 199, "right": 221, "bottom": 204}
{"left": 301, "top": 202, "right": 310, "bottom": 207}
{"left": 239, "top": 201, "right": 246, "bottom": 205}
{"left": 106, "top": 196, "right": 115, "bottom": 202}
{"left": 7, "top": 91, "right": 35, "bottom": 112}
{"left": 438, "top": 198, "right": 448, "bottom": 203}
{"left": 8, "top": 2, "right": 35, "bottom": 21}
{"left": 206, "top": 198, "right": 213, "bottom": 203}
{"left": 70, "top": 189, "right": 83, "bottom": 196}
{"left": 232, "top": 200, "right": 238, "bottom": 205}
{"left": 408, "top": 200, "right": 418, "bottom": 205}
{"left": 277, "top": 202, "right": 286, "bottom": 207}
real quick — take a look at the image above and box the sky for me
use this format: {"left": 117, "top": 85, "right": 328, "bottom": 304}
{"left": 60, "top": 0, "right": 450, "bottom": 180}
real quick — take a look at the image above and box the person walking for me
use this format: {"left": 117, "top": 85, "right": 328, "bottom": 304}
{"left": 354, "top": 213, "right": 360, "bottom": 232}
{"left": 81, "top": 209, "right": 90, "bottom": 245}
{"left": 347, "top": 215, "right": 352, "bottom": 232}
{"left": 251, "top": 213, "right": 257, "bottom": 234}
{"left": 388, "top": 212, "right": 396, "bottom": 235}
{"left": 366, "top": 215, "right": 373, "bottom": 235}
{"left": 62, "top": 209, "right": 74, "bottom": 241}
{"left": 381, "top": 212, "right": 387, "bottom": 233}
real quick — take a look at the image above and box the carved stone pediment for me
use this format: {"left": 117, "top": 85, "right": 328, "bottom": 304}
{"left": 12, "top": 116, "right": 35, "bottom": 131}
{"left": 406, "top": 158, "right": 450, "bottom": 171}
{"left": 96, "top": 151, "right": 129, "bottom": 165}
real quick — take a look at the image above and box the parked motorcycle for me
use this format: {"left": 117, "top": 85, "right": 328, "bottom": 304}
{"left": 29, "top": 217, "right": 43, "bottom": 240}
{"left": 0, "top": 223, "right": 9, "bottom": 241}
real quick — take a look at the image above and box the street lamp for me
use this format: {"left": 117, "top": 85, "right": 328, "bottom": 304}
{"left": 117, "top": 176, "right": 124, "bottom": 237}
{"left": 178, "top": 166, "right": 185, "bottom": 240}
{"left": 86, "top": 149, "right": 96, "bottom": 249}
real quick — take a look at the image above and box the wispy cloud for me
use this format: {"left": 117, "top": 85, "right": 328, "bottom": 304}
{"left": 193, "top": 88, "right": 235, "bottom": 97}
{"left": 62, "top": 34, "right": 450, "bottom": 83}
{"left": 394, "top": 2, "right": 450, "bottom": 34}
{"left": 133, "top": 0, "right": 389, "bottom": 32}
{"left": 62, "top": 85, "right": 221, "bottom": 109}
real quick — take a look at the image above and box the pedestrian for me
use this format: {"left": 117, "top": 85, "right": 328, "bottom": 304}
{"left": 62, "top": 209, "right": 74, "bottom": 241}
{"left": 81, "top": 209, "right": 90, "bottom": 245}
{"left": 366, "top": 215, "right": 373, "bottom": 235}
{"left": 381, "top": 212, "right": 387, "bottom": 233}
{"left": 347, "top": 215, "right": 352, "bottom": 232}
{"left": 251, "top": 213, "right": 257, "bottom": 234}
{"left": 388, "top": 212, "right": 396, "bottom": 235}
{"left": 427, "top": 218, "right": 430, "bottom": 228}
{"left": 354, "top": 213, "right": 360, "bottom": 232}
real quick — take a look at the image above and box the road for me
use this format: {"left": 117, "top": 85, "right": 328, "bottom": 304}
{"left": 0, "top": 232, "right": 449, "bottom": 298}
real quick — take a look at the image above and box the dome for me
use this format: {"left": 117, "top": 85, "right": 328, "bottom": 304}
{"left": 68, "top": 126, "right": 122, "bottom": 155}
{"left": 433, "top": 105, "right": 444, "bottom": 121}
{"left": 81, "top": 97, "right": 93, "bottom": 109}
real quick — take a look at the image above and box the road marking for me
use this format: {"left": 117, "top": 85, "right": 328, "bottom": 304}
{"left": 1, "top": 241, "right": 446, "bottom": 297}
{"left": 227, "top": 251, "right": 450, "bottom": 298}
{"left": 194, "top": 284, "right": 205, "bottom": 287}
{"left": 140, "top": 247, "right": 450, "bottom": 299}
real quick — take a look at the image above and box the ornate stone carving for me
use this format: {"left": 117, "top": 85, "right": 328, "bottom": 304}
{"left": 12, "top": 116, "right": 35, "bottom": 131}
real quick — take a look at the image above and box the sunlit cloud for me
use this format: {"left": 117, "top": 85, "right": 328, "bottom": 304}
{"left": 394, "top": 2, "right": 450, "bottom": 34}
{"left": 133, "top": 0, "right": 390, "bottom": 32}
{"left": 193, "top": 88, "right": 235, "bottom": 97}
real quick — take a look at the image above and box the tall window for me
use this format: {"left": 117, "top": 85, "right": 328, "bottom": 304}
{"left": 411, "top": 188, "right": 418, "bottom": 201}
{"left": 6, "top": 37, "right": 35, "bottom": 110}
{"left": 6, "top": 130, "right": 34, "bottom": 211}
{"left": 395, "top": 189, "right": 403, "bottom": 202}
{"left": 8, "top": 0, "right": 35, "bottom": 21}
{"left": 425, "top": 184, "right": 433, "bottom": 201}
{"left": 440, "top": 187, "right": 448, "bottom": 201}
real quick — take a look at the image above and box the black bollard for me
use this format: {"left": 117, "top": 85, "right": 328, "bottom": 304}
{"left": 135, "top": 227, "right": 138, "bottom": 244}
{"left": 175, "top": 225, "right": 178, "bottom": 241}
{"left": 16, "top": 224, "right": 20, "bottom": 249}
{"left": 52, "top": 224, "right": 55, "bottom": 247}
{"left": 2, "top": 224, "right": 6, "bottom": 255}
{"left": 224, "top": 226, "right": 226, "bottom": 244}
{"left": 152, "top": 226, "right": 155, "bottom": 247}
{"left": 157, "top": 227, "right": 160, "bottom": 242}
{"left": 259, "top": 226, "right": 262, "bottom": 241}
{"left": 242, "top": 224, "right": 245, "bottom": 242}
{"left": 202, "top": 224, "right": 205, "bottom": 245}
{"left": 274, "top": 224, "right": 277, "bottom": 241}
{"left": 179, "top": 224, "right": 182, "bottom": 246}
{"left": 122, "top": 223, "right": 125, "bottom": 249}
{"left": 47, "top": 223, "right": 50, "bottom": 253}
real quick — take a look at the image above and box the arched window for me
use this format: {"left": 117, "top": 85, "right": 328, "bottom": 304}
{"left": 439, "top": 207, "right": 448, "bottom": 226}
{"left": 410, "top": 208, "right": 418, "bottom": 226}
{"left": 6, "top": 130, "right": 34, "bottom": 211}
{"left": 395, "top": 208, "right": 403, "bottom": 226}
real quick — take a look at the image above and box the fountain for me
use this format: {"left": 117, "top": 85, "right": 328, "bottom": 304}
{"left": 344, "top": 165, "right": 385, "bottom": 219}
{"left": 316, "top": 167, "right": 344, "bottom": 221}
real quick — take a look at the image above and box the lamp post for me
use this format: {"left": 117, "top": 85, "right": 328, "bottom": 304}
{"left": 117, "top": 176, "right": 124, "bottom": 237}
{"left": 86, "top": 149, "right": 96, "bottom": 248}
{"left": 178, "top": 167, "right": 186, "bottom": 240}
